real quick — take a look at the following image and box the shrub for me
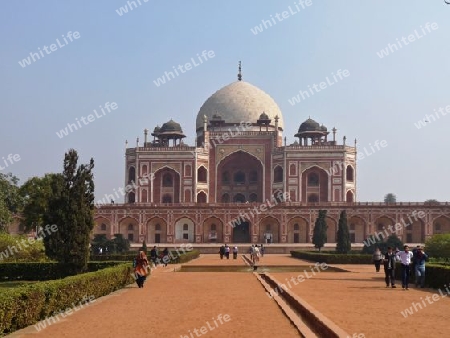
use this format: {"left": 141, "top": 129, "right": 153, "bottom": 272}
{"left": 0, "top": 233, "right": 48, "bottom": 262}
{"left": 90, "top": 249, "right": 200, "bottom": 264}
{"left": 0, "top": 261, "right": 123, "bottom": 281}
{"left": 0, "top": 263, "right": 134, "bottom": 335}
{"left": 425, "top": 234, "right": 450, "bottom": 261}
{"left": 394, "top": 263, "right": 450, "bottom": 289}
{"left": 361, "top": 234, "right": 403, "bottom": 255}
{"left": 174, "top": 249, "right": 200, "bottom": 263}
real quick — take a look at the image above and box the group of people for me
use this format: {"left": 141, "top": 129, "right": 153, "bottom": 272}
{"left": 219, "top": 244, "right": 238, "bottom": 259}
{"left": 218, "top": 244, "right": 266, "bottom": 263}
{"left": 373, "top": 245, "right": 429, "bottom": 290}
{"left": 149, "top": 246, "right": 170, "bottom": 267}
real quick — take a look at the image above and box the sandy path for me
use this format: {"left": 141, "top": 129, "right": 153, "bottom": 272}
{"left": 9, "top": 255, "right": 450, "bottom": 338}
{"left": 9, "top": 261, "right": 299, "bottom": 338}
{"left": 271, "top": 265, "right": 450, "bottom": 338}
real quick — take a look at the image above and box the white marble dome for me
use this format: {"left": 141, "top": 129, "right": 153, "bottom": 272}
{"left": 196, "top": 81, "right": 284, "bottom": 130}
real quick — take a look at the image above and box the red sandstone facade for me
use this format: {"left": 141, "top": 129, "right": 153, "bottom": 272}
{"left": 86, "top": 79, "right": 450, "bottom": 245}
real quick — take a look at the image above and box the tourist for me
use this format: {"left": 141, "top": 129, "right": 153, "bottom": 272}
{"left": 150, "top": 246, "right": 158, "bottom": 266}
{"left": 411, "top": 245, "right": 420, "bottom": 272}
{"left": 219, "top": 245, "right": 225, "bottom": 259}
{"left": 383, "top": 247, "right": 396, "bottom": 288}
{"left": 413, "top": 246, "right": 429, "bottom": 288}
{"left": 396, "top": 245, "right": 414, "bottom": 290}
{"left": 232, "top": 246, "right": 238, "bottom": 259}
{"left": 162, "top": 247, "right": 169, "bottom": 267}
{"left": 134, "top": 251, "right": 149, "bottom": 288}
{"left": 254, "top": 245, "right": 260, "bottom": 263}
{"left": 372, "top": 247, "right": 382, "bottom": 272}
{"left": 225, "top": 244, "right": 230, "bottom": 259}
{"left": 260, "top": 244, "right": 265, "bottom": 257}
{"left": 249, "top": 245, "right": 255, "bottom": 263}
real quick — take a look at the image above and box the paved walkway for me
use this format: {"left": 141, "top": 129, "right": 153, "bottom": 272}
{"left": 8, "top": 254, "right": 450, "bottom": 338}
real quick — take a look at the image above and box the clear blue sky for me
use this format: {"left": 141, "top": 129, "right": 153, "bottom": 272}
{"left": 1, "top": 0, "right": 449, "bottom": 202}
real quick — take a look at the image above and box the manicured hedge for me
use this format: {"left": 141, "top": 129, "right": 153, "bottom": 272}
{"left": 290, "top": 251, "right": 372, "bottom": 264}
{"left": 0, "top": 261, "right": 123, "bottom": 281}
{"left": 90, "top": 249, "right": 200, "bottom": 264}
{"left": 90, "top": 253, "right": 137, "bottom": 261}
{"left": 176, "top": 249, "right": 200, "bottom": 263}
{"left": 0, "top": 263, "right": 134, "bottom": 336}
{"left": 394, "top": 263, "right": 450, "bottom": 289}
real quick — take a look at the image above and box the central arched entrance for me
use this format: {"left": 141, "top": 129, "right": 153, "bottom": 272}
{"left": 217, "top": 151, "right": 263, "bottom": 203}
{"left": 232, "top": 221, "right": 251, "bottom": 243}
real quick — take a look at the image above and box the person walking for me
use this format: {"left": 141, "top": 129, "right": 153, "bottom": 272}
{"left": 162, "top": 247, "right": 169, "bottom": 267}
{"left": 254, "top": 245, "right": 260, "bottom": 263}
{"left": 413, "top": 246, "right": 429, "bottom": 288}
{"left": 219, "top": 245, "right": 225, "bottom": 259}
{"left": 134, "top": 251, "right": 149, "bottom": 288}
{"left": 150, "top": 246, "right": 158, "bottom": 266}
{"left": 396, "top": 245, "right": 414, "bottom": 290}
{"left": 260, "top": 244, "right": 265, "bottom": 257}
{"left": 383, "top": 247, "right": 396, "bottom": 288}
{"left": 249, "top": 245, "right": 255, "bottom": 264}
{"left": 225, "top": 244, "right": 230, "bottom": 259}
{"left": 372, "top": 247, "right": 382, "bottom": 272}
{"left": 232, "top": 246, "right": 238, "bottom": 259}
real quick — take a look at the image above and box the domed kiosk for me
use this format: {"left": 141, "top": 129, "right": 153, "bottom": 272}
{"left": 295, "top": 118, "right": 330, "bottom": 146}
{"left": 154, "top": 119, "right": 186, "bottom": 146}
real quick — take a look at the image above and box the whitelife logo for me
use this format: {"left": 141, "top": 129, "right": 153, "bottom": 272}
{"left": 56, "top": 102, "right": 118, "bottom": 139}
{"left": 18, "top": 31, "right": 80, "bottom": 68}
{"left": 152, "top": 50, "right": 215, "bottom": 87}
{"left": 376, "top": 22, "right": 438, "bottom": 59}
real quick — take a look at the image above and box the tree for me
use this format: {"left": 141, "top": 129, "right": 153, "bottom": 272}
{"left": 336, "top": 210, "right": 351, "bottom": 253}
{"left": 312, "top": 210, "right": 328, "bottom": 252}
{"left": 0, "top": 173, "right": 22, "bottom": 232}
{"left": 424, "top": 199, "right": 439, "bottom": 206}
{"left": 43, "top": 149, "right": 95, "bottom": 274}
{"left": 0, "top": 233, "right": 48, "bottom": 262}
{"left": 362, "top": 234, "right": 403, "bottom": 254}
{"left": 384, "top": 193, "right": 396, "bottom": 203}
{"left": 91, "top": 234, "right": 109, "bottom": 255}
{"left": 19, "top": 174, "right": 62, "bottom": 232}
{"left": 425, "top": 234, "right": 450, "bottom": 261}
{"left": 110, "top": 234, "right": 130, "bottom": 253}
{"left": 141, "top": 239, "right": 147, "bottom": 253}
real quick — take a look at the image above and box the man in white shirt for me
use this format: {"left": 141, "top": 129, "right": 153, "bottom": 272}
{"left": 396, "top": 245, "right": 414, "bottom": 290}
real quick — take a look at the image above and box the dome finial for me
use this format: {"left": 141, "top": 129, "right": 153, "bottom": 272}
{"left": 238, "top": 61, "right": 242, "bottom": 81}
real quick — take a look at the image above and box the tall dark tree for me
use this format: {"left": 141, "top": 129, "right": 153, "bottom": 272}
{"left": 384, "top": 193, "right": 397, "bottom": 203}
{"left": 336, "top": 210, "right": 351, "bottom": 253}
{"left": 312, "top": 210, "right": 328, "bottom": 252}
{"left": 424, "top": 199, "right": 439, "bottom": 205}
{"left": 141, "top": 239, "right": 147, "bottom": 253}
{"left": 43, "top": 149, "right": 95, "bottom": 274}
{"left": 0, "top": 173, "right": 22, "bottom": 232}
